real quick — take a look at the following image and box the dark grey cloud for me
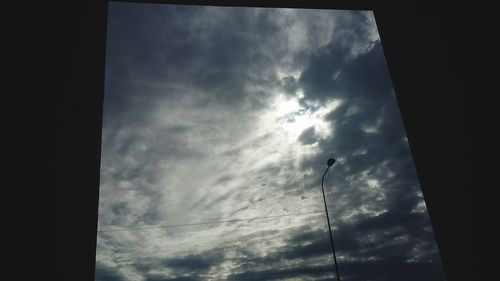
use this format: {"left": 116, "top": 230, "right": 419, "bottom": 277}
{"left": 295, "top": 36, "right": 419, "bottom": 204}
{"left": 280, "top": 76, "right": 300, "bottom": 96}
{"left": 95, "top": 261, "right": 126, "bottom": 281}
{"left": 141, "top": 216, "right": 442, "bottom": 280}
{"left": 221, "top": 215, "right": 441, "bottom": 280}
{"left": 104, "top": 3, "right": 285, "bottom": 126}
{"left": 227, "top": 264, "right": 333, "bottom": 280}
{"left": 165, "top": 253, "right": 224, "bottom": 273}
{"left": 288, "top": 33, "right": 445, "bottom": 279}
{"left": 297, "top": 126, "right": 319, "bottom": 145}
{"left": 338, "top": 259, "right": 446, "bottom": 281}
{"left": 146, "top": 276, "right": 200, "bottom": 281}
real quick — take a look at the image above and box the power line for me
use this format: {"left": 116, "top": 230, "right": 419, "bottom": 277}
{"left": 97, "top": 209, "right": 418, "bottom": 233}
{"left": 98, "top": 210, "right": 324, "bottom": 233}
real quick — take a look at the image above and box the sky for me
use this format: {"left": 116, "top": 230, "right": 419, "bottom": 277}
{"left": 96, "top": 3, "right": 446, "bottom": 281}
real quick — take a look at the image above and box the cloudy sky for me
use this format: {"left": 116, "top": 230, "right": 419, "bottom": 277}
{"left": 96, "top": 3, "right": 446, "bottom": 281}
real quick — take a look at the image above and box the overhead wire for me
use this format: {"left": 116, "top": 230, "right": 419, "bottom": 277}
{"left": 97, "top": 209, "right": 419, "bottom": 233}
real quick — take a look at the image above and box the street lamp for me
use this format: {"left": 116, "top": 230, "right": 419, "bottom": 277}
{"left": 321, "top": 158, "right": 341, "bottom": 280}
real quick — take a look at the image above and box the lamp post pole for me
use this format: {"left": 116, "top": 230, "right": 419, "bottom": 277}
{"left": 321, "top": 158, "right": 341, "bottom": 280}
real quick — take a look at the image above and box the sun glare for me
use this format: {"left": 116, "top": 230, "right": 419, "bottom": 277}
{"left": 263, "top": 93, "right": 341, "bottom": 146}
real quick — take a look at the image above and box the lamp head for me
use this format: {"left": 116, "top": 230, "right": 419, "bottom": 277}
{"left": 327, "top": 158, "right": 336, "bottom": 167}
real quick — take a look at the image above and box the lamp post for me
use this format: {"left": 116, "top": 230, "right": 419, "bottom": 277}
{"left": 321, "top": 158, "right": 341, "bottom": 280}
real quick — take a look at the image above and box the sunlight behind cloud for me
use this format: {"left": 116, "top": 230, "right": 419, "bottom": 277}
{"left": 264, "top": 93, "right": 341, "bottom": 145}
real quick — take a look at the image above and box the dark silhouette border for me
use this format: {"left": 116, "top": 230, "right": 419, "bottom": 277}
{"left": 19, "top": 1, "right": 486, "bottom": 281}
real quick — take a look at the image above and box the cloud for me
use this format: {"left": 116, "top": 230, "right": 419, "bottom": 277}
{"left": 164, "top": 253, "right": 225, "bottom": 274}
{"left": 95, "top": 3, "right": 445, "bottom": 281}
{"left": 226, "top": 264, "right": 333, "bottom": 281}
{"left": 297, "top": 126, "right": 318, "bottom": 145}
{"left": 95, "top": 261, "right": 127, "bottom": 281}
